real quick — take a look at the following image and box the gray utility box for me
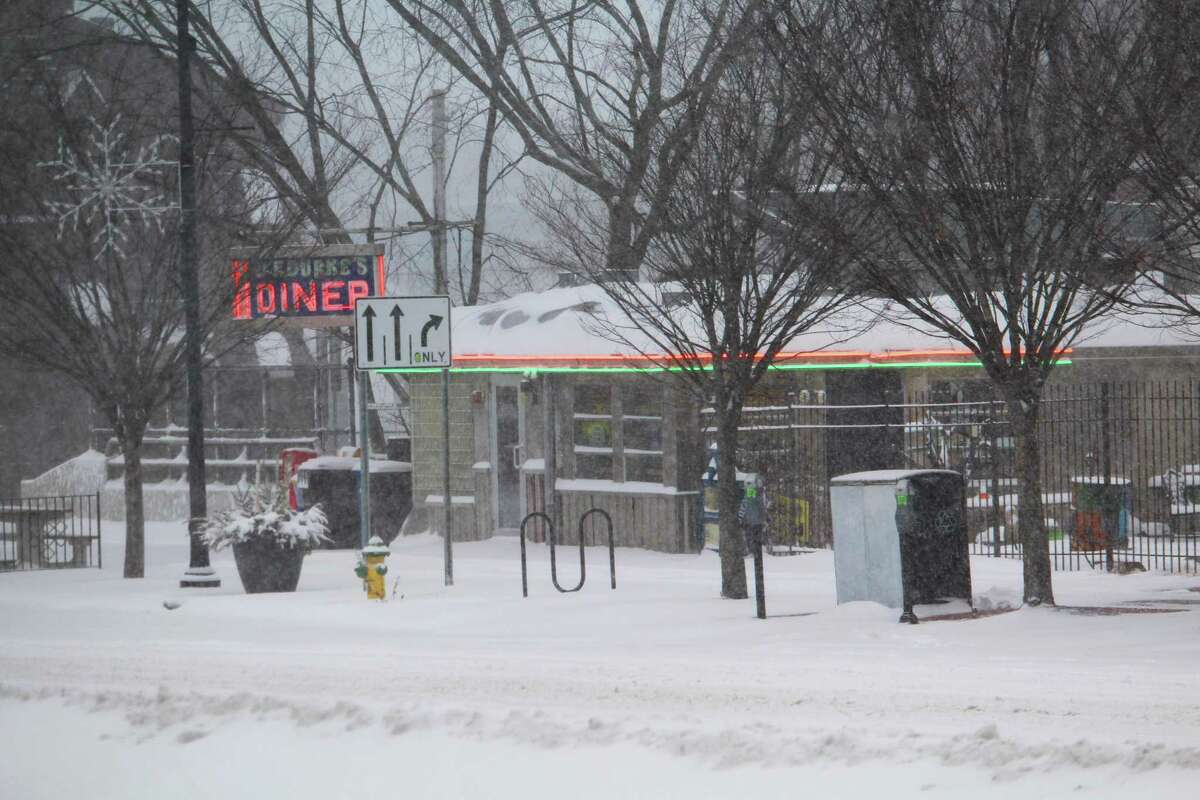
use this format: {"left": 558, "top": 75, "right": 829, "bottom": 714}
{"left": 830, "top": 469, "right": 971, "bottom": 617}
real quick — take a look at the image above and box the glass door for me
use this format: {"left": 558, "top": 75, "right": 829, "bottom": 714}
{"left": 491, "top": 376, "right": 524, "bottom": 532}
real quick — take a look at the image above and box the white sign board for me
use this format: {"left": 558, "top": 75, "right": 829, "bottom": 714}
{"left": 354, "top": 296, "right": 451, "bottom": 370}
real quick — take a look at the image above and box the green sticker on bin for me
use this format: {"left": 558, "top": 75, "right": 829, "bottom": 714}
{"left": 896, "top": 494, "right": 908, "bottom": 507}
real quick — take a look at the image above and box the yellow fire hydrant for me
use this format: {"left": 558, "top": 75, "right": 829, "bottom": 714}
{"left": 354, "top": 536, "right": 390, "bottom": 600}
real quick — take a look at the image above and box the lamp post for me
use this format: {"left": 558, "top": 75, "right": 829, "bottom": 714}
{"left": 177, "top": 0, "right": 219, "bottom": 588}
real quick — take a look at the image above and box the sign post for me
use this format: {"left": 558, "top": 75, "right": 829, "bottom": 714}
{"left": 358, "top": 369, "right": 371, "bottom": 549}
{"left": 355, "top": 296, "right": 453, "bottom": 583}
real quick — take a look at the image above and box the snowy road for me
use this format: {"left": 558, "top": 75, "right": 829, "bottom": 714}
{"left": 2, "top": 524, "right": 1199, "bottom": 798}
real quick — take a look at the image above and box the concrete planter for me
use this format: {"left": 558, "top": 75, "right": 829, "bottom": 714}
{"left": 231, "top": 539, "right": 306, "bottom": 593}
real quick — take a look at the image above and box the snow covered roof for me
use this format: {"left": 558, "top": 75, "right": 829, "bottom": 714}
{"left": 447, "top": 283, "right": 1200, "bottom": 371}
{"left": 298, "top": 456, "right": 411, "bottom": 474}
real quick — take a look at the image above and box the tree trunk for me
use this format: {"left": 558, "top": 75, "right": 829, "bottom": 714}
{"left": 606, "top": 199, "right": 637, "bottom": 279}
{"left": 716, "top": 408, "right": 748, "bottom": 599}
{"left": 1011, "top": 400, "right": 1054, "bottom": 605}
{"left": 121, "top": 437, "right": 146, "bottom": 578}
{"left": 467, "top": 104, "right": 498, "bottom": 306}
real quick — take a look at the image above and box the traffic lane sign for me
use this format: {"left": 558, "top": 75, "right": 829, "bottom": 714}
{"left": 355, "top": 296, "right": 452, "bottom": 370}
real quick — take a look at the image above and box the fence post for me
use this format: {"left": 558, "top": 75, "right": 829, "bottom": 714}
{"left": 212, "top": 370, "right": 220, "bottom": 429}
{"left": 1101, "top": 382, "right": 1113, "bottom": 572}
{"left": 260, "top": 368, "right": 270, "bottom": 435}
{"left": 989, "top": 422, "right": 1002, "bottom": 558}
{"left": 96, "top": 491, "right": 102, "bottom": 570}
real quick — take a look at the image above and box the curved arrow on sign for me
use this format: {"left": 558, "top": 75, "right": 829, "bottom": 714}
{"left": 421, "top": 314, "right": 444, "bottom": 348}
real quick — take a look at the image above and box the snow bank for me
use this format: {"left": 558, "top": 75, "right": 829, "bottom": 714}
{"left": 20, "top": 450, "right": 106, "bottom": 499}
{"left": 3, "top": 524, "right": 1200, "bottom": 798}
{"left": 98, "top": 480, "right": 244, "bottom": 522}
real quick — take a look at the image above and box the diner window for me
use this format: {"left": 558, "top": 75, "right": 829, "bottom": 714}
{"left": 572, "top": 380, "right": 664, "bottom": 482}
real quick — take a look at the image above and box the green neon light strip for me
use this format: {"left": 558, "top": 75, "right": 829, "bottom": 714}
{"left": 377, "top": 358, "right": 1071, "bottom": 375}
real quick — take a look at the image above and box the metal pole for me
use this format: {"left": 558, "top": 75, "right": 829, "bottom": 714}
{"left": 261, "top": 369, "right": 269, "bottom": 435}
{"left": 347, "top": 359, "right": 356, "bottom": 446}
{"left": 358, "top": 371, "right": 371, "bottom": 549}
{"left": 442, "top": 366, "right": 453, "bottom": 585}
{"left": 329, "top": 361, "right": 339, "bottom": 449}
{"left": 432, "top": 90, "right": 448, "bottom": 295}
{"left": 752, "top": 524, "right": 766, "bottom": 619}
{"left": 178, "top": 0, "right": 218, "bottom": 588}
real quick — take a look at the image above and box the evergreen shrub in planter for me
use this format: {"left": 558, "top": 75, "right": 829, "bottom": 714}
{"left": 204, "top": 481, "right": 329, "bottom": 593}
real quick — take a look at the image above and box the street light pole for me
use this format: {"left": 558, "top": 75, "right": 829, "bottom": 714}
{"left": 178, "top": 0, "right": 219, "bottom": 588}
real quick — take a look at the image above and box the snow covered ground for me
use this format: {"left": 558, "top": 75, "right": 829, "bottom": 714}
{"left": 3, "top": 523, "right": 1200, "bottom": 799}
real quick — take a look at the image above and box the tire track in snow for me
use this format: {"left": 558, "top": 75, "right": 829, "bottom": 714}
{"left": 4, "top": 682, "right": 1200, "bottom": 782}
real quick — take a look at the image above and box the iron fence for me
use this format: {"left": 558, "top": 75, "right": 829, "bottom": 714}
{"left": 715, "top": 380, "right": 1200, "bottom": 573}
{"left": 0, "top": 493, "right": 101, "bottom": 571}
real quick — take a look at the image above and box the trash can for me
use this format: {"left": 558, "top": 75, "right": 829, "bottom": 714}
{"left": 830, "top": 469, "right": 971, "bottom": 621}
{"left": 296, "top": 456, "right": 412, "bottom": 548}
{"left": 1070, "top": 476, "right": 1131, "bottom": 551}
{"left": 1148, "top": 467, "right": 1199, "bottom": 537}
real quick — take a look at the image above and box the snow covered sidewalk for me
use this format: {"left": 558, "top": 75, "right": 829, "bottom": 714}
{"left": 2, "top": 523, "right": 1199, "bottom": 799}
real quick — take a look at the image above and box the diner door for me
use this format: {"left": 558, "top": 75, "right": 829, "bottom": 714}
{"left": 491, "top": 376, "right": 525, "bottom": 534}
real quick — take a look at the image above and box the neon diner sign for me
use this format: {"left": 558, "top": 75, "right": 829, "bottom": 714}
{"left": 231, "top": 249, "right": 386, "bottom": 320}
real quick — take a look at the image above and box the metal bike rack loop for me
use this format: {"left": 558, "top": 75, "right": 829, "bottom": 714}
{"left": 579, "top": 507, "right": 616, "bottom": 590}
{"left": 519, "top": 508, "right": 617, "bottom": 597}
{"left": 518, "top": 511, "right": 550, "bottom": 598}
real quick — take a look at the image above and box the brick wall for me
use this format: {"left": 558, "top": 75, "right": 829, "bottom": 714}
{"left": 408, "top": 372, "right": 478, "bottom": 500}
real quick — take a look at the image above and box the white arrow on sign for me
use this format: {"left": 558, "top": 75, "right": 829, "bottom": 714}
{"left": 355, "top": 296, "right": 452, "bottom": 370}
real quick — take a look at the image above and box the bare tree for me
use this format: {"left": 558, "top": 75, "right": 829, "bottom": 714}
{"left": 543, "top": 20, "right": 865, "bottom": 605}
{"left": 99, "top": 0, "right": 535, "bottom": 455}
{"left": 1127, "top": 2, "right": 1200, "bottom": 317}
{"left": 0, "top": 20, "right": 287, "bottom": 577}
{"left": 783, "top": 0, "right": 1173, "bottom": 604}
{"left": 385, "top": 0, "right": 764, "bottom": 282}
{"left": 103, "top": 0, "right": 525, "bottom": 304}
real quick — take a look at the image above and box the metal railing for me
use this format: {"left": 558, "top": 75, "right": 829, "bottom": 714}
{"left": 0, "top": 493, "right": 101, "bottom": 571}
{"left": 91, "top": 363, "right": 410, "bottom": 457}
{"left": 716, "top": 380, "right": 1200, "bottom": 573}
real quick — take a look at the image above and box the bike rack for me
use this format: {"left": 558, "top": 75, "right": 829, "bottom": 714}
{"left": 579, "top": 508, "right": 616, "bottom": 590}
{"left": 519, "top": 508, "right": 616, "bottom": 597}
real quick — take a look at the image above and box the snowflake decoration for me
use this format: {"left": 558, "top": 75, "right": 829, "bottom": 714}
{"left": 39, "top": 115, "right": 179, "bottom": 259}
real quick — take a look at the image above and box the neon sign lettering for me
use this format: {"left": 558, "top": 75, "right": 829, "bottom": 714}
{"left": 231, "top": 253, "right": 385, "bottom": 319}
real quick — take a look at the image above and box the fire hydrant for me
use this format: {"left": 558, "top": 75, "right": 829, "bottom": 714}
{"left": 354, "top": 536, "right": 390, "bottom": 599}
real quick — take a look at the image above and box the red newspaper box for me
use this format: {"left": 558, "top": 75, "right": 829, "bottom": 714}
{"left": 280, "top": 448, "right": 319, "bottom": 510}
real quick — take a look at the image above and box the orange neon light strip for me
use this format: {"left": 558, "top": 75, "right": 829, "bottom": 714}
{"left": 872, "top": 347, "right": 1074, "bottom": 361}
{"left": 453, "top": 350, "right": 875, "bottom": 363}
